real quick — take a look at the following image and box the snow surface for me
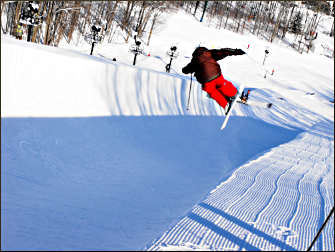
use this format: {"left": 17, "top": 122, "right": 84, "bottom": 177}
{"left": 1, "top": 8, "right": 334, "bottom": 251}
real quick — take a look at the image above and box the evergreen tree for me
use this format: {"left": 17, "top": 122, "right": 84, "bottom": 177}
{"left": 290, "top": 11, "right": 303, "bottom": 34}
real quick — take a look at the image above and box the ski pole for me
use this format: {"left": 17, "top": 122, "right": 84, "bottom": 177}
{"left": 186, "top": 73, "right": 193, "bottom": 111}
{"left": 245, "top": 52, "right": 260, "bottom": 66}
{"left": 245, "top": 52, "right": 268, "bottom": 77}
{"left": 307, "top": 206, "right": 334, "bottom": 251}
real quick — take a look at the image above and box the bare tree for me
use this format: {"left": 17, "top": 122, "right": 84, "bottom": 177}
{"left": 224, "top": 1, "right": 232, "bottom": 29}
{"left": 43, "top": 1, "right": 55, "bottom": 45}
{"left": 252, "top": 1, "right": 263, "bottom": 34}
{"left": 14, "top": 1, "right": 22, "bottom": 30}
{"left": 31, "top": 2, "right": 44, "bottom": 43}
{"left": 281, "top": 2, "right": 297, "bottom": 39}
{"left": 67, "top": 1, "right": 81, "bottom": 43}
{"left": 270, "top": 2, "right": 285, "bottom": 42}
{"left": 4, "top": 2, "right": 16, "bottom": 35}
{"left": 104, "top": 1, "right": 119, "bottom": 38}
{"left": 146, "top": 1, "right": 169, "bottom": 45}
{"left": 136, "top": 1, "right": 149, "bottom": 37}
{"left": 193, "top": 1, "right": 200, "bottom": 16}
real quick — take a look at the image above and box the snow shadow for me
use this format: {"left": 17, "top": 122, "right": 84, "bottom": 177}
{"left": 190, "top": 202, "right": 297, "bottom": 251}
{"left": 2, "top": 116, "right": 302, "bottom": 250}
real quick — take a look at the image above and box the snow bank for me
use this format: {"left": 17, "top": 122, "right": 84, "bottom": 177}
{"left": 1, "top": 36, "right": 304, "bottom": 251}
{"left": 1, "top": 36, "right": 225, "bottom": 117}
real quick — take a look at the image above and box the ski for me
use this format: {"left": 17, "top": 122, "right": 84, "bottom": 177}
{"left": 237, "top": 100, "right": 273, "bottom": 108}
{"left": 237, "top": 100, "right": 249, "bottom": 105}
{"left": 220, "top": 85, "right": 244, "bottom": 130}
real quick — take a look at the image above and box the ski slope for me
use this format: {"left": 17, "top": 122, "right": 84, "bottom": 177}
{"left": 1, "top": 8, "right": 334, "bottom": 251}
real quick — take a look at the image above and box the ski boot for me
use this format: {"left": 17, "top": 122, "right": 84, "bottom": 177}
{"left": 224, "top": 92, "right": 239, "bottom": 115}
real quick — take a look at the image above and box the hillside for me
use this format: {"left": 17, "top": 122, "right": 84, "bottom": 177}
{"left": 1, "top": 8, "right": 334, "bottom": 251}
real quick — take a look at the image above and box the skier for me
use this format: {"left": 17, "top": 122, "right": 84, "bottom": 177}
{"left": 240, "top": 90, "right": 250, "bottom": 104}
{"left": 182, "top": 47, "right": 245, "bottom": 112}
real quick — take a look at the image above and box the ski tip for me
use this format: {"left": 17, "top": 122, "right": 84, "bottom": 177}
{"left": 220, "top": 119, "right": 228, "bottom": 130}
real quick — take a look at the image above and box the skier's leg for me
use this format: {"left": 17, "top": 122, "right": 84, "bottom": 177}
{"left": 202, "top": 82, "right": 228, "bottom": 109}
{"left": 216, "top": 75, "right": 238, "bottom": 97}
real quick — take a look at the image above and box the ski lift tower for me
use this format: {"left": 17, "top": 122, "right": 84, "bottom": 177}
{"left": 165, "top": 46, "right": 179, "bottom": 73}
{"left": 263, "top": 49, "right": 270, "bottom": 65}
{"left": 19, "top": 1, "right": 42, "bottom": 42}
{"left": 84, "top": 24, "right": 103, "bottom": 55}
{"left": 129, "top": 33, "right": 144, "bottom": 66}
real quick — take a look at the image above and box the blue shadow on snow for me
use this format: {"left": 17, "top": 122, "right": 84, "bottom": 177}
{"left": 1, "top": 116, "right": 302, "bottom": 250}
{"left": 191, "top": 202, "right": 297, "bottom": 251}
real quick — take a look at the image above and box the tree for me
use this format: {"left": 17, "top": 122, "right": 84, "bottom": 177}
{"left": 104, "top": 1, "right": 119, "bottom": 40}
{"left": 200, "top": 1, "right": 208, "bottom": 22}
{"left": 14, "top": 1, "right": 23, "bottom": 31}
{"left": 67, "top": 1, "right": 81, "bottom": 43}
{"left": 193, "top": 1, "right": 200, "bottom": 16}
{"left": 146, "top": 1, "right": 169, "bottom": 45}
{"left": 252, "top": 1, "right": 263, "bottom": 34}
{"left": 290, "top": 11, "right": 303, "bottom": 35}
{"left": 43, "top": 1, "right": 56, "bottom": 45}
{"left": 331, "top": 1, "right": 334, "bottom": 37}
{"left": 224, "top": 1, "right": 231, "bottom": 29}
{"left": 281, "top": 2, "right": 297, "bottom": 39}
{"left": 136, "top": 1, "right": 149, "bottom": 37}
{"left": 31, "top": 2, "right": 44, "bottom": 43}
{"left": 270, "top": 3, "right": 285, "bottom": 42}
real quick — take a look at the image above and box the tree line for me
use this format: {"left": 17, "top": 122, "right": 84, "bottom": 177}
{"left": 1, "top": 1, "right": 179, "bottom": 46}
{"left": 1, "top": 1, "right": 334, "bottom": 55}
{"left": 185, "top": 0, "right": 333, "bottom": 54}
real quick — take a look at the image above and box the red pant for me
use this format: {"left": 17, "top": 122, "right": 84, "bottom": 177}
{"left": 202, "top": 75, "right": 237, "bottom": 108}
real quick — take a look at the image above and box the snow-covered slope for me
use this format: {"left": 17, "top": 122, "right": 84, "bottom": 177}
{"left": 148, "top": 128, "right": 334, "bottom": 251}
{"left": 1, "top": 9, "right": 334, "bottom": 251}
{"left": 1, "top": 35, "right": 231, "bottom": 117}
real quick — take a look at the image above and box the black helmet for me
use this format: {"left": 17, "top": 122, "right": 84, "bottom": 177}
{"left": 192, "top": 46, "right": 208, "bottom": 57}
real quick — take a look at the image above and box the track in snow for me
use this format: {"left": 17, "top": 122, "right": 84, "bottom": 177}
{"left": 147, "top": 122, "right": 334, "bottom": 251}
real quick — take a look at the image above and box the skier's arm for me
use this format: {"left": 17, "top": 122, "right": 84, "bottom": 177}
{"left": 182, "top": 60, "right": 196, "bottom": 74}
{"left": 211, "top": 48, "right": 245, "bottom": 61}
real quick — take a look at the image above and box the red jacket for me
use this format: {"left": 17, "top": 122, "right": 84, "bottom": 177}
{"left": 182, "top": 47, "right": 243, "bottom": 84}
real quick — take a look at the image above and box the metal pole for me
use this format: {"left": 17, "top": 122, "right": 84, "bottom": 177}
{"left": 186, "top": 74, "right": 193, "bottom": 110}
{"left": 27, "top": 24, "right": 33, "bottom": 42}
{"left": 133, "top": 52, "right": 137, "bottom": 66}
{"left": 90, "top": 42, "right": 95, "bottom": 55}
{"left": 166, "top": 57, "right": 173, "bottom": 73}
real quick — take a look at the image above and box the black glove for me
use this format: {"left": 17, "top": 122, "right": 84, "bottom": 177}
{"left": 182, "top": 67, "right": 187, "bottom": 74}
{"left": 235, "top": 49, "right": 246, "bottom": 55}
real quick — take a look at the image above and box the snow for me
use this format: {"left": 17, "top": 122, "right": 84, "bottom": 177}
{"left": 1, "top": 8, "right": 334, "bottom": 251}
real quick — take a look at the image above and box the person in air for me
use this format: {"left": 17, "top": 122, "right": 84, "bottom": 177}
{"left": 182, "top": 46, "right": 245, "bottom": 113}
